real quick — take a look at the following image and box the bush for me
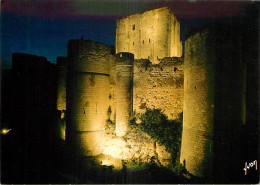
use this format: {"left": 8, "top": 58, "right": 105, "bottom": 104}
{"left": 139, "top": 109, "right": 183, "bottom": 166}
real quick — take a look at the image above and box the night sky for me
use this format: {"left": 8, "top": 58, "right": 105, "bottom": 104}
{"left": 1, "top": 0, "right": 255, "bottom": 69}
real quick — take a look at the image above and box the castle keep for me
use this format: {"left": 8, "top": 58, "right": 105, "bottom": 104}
{"left": 55, "top": 7, "right": 246, "bottom": 179}
{"left": 56, "top": 7, "right": 184, "bottom": 158}
{"left": 116, "top": 7, "right": 182, "bottom": 64}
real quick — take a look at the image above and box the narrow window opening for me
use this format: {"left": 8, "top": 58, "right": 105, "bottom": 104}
{"left": 133, "top": 42, "right": 134, "bottom": 45}
{"left": 133, "top": 24, "right": 135, "bottom": 30}
{"left": 194, "top": 86, "right": 197, "bottom": 90}
{"left": 149, "top": 39, "right": 150, "bottom": 43}
{"left": 174, "top": 67, "right": 177, "bottom": 72}
{"left": 143, "top": 40, "right": 144, "bottom": 44}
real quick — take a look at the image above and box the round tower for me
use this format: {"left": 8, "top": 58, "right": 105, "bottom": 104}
{"left": 180, "top": 25, "right": 245, "bottom": 179}
{"left": 180, "top": 30, "right": 215, "bottom": 178}
{"left": 67, "top": 40, "right": 113, "bottom": 156}
{"left": 115, "top": 52, "right": 134, "bottom": 137}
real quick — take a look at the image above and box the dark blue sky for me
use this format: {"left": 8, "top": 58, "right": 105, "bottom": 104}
{"left": 1, "top": 0, "right": 253, "bottom": 69}
{"left": 1, "top": 12, "right": 117, "bottom": 68}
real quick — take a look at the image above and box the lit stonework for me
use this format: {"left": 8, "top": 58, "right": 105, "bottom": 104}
{"left": 116, "top": 7, "right": 182, "bottom": 64}
{"left": 180, "top": 29, "right": 215, "bottom": 177}
{"left": 63, "top": 7, "right": 183, "bottom": 168}
{"left": 56, "top": 57, "right": 67, "bottom": 112}
{"left": 66, "top": 40, "right": 113, "bottom": 156}
{"left": 115, "top": 52, "right": 134, "bottom": 137}
{"left": 180, "top": 26, "right": 246, "bottom": 178}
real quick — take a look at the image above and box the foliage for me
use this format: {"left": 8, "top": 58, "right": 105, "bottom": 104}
{"left": 139, "top": 109, "right": 183, "bottom": 167}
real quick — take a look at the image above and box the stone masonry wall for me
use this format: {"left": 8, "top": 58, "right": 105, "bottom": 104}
{"left": 115, "top": 52, "right": 134, "bottom": 136}
{"left": 180, "top": 29, "right": 215, "bottom": 178}
{"left": 180, "top": 25, "right": 246, "bottom": 179}
{"left": 133, "top": 57, "right": 184, "bottom": 121}
{"left": 116, "top": 7, "right": 182, "bottom": 64}
{"left": 56, "top": 56, "right": 67, "bottom": 112}
{"left": 67, "top": 40, "right": 114, "bottom": 156}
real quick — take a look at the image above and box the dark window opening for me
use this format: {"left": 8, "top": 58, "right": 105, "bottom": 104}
{"left": 194, "top": 86, "right": 197, "bottom": 90}
{"left": 174, "top": 67, "right": 177, "bottom": 72}
{"left": 133, "top": 42, "right": 134, "bottom": 45}
{"left": 143, "top": 40, "right": 144, "bottom": 44}
{"left": 149, "top": 39, "right": 150, "bottom": 43}
{"left": 133, "top": 24, "right": 135, "bottom": 30}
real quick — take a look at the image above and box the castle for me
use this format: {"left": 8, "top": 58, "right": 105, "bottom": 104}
{"left": 56, "top": 7, "right": 246, "bottom": 179}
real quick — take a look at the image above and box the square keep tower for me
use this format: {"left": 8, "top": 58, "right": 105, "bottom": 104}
{"left": 116, "top": 7, "right": 182, "bottom": 64}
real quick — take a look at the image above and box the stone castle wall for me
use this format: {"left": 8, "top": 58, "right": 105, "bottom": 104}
{"left": 180, "top": 29, "right": 215, "bottom": 178}
{"left": 116, "top": 7, "right": 182, "bottom": 64}
{"left": 55, "top": 7, "right": 248, "bottom": 178}
{"left": 66, "top": 40, "right": 114, "bottom": 156}
{"left": 56, "top": 56, "right": 67, "bottom": 140}
{"left": 64, "top": 39, "right": 176, "bottom": 165}
{"left": 63, "top": 7, "right": 184, "bottom": 167}
{"left": 180, "top": 25, "right": 246, "bottom": 178}
{"left": 56, "top": 56, "right": 67, "bottom": 112}
{"left": 133, "top": 57, "right": 184, "bottom": 120}
{"left": 115, "top": 52, "right": 134, "bottom": 136}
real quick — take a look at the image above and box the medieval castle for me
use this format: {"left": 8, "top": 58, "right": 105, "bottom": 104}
{"left": 8, "top": 7, "right": 251, "bottom": 182}
{"left": 54, "top": 7, "right": 248, "bottom": 179}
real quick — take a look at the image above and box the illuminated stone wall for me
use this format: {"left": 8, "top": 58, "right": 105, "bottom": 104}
{"left": 133, "top": 57, "right": 184, "bottom": 120}
{"left": 67, "top": 40, "right": 114, "bottom": 156}
{"left": 180, "top": 25, "right": 246, "bottom": 179}
{"left": 180, "top": 29, "right": 215, "bottom": 178}
{"left": 56, "top": 57, "right": 67, "bottom": 112}
{"left": 116, "top": 7, "right": 182, "bottom": 64}
{"left": 104, "top": 122, "right": 171, "bottom": 167}
{"left": 56, "top": 57, "right": 67, "bottom": 140}
{"left": 115, "top": 52, "right": 134, "bottom": 136}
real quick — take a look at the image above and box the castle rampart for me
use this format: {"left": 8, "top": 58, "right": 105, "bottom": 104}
{"left": 66, "top": 40, "right": 114, "bottom": 156}
{"left": 56, "top": 56, "right": 67, "bottom": 113}
{"left": 116, "top": 7, "right": 182, "bottom": 64}
{"left": 61, "top": 7, "right": 184, "bottom": 169}
{"left": 115, "top": 52, "right": 134, "bottom": 136}
{"left": 180, "top": 25, "right": 246, "bottom": 179}
{"left": 133, "top": 57, "right": 184, "bottom": 120}
{"left": 180, "top": 29, "right": 215, "bottom": 178}
{"left": 56, "top": 56, "right": 67, "bottom": 140}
